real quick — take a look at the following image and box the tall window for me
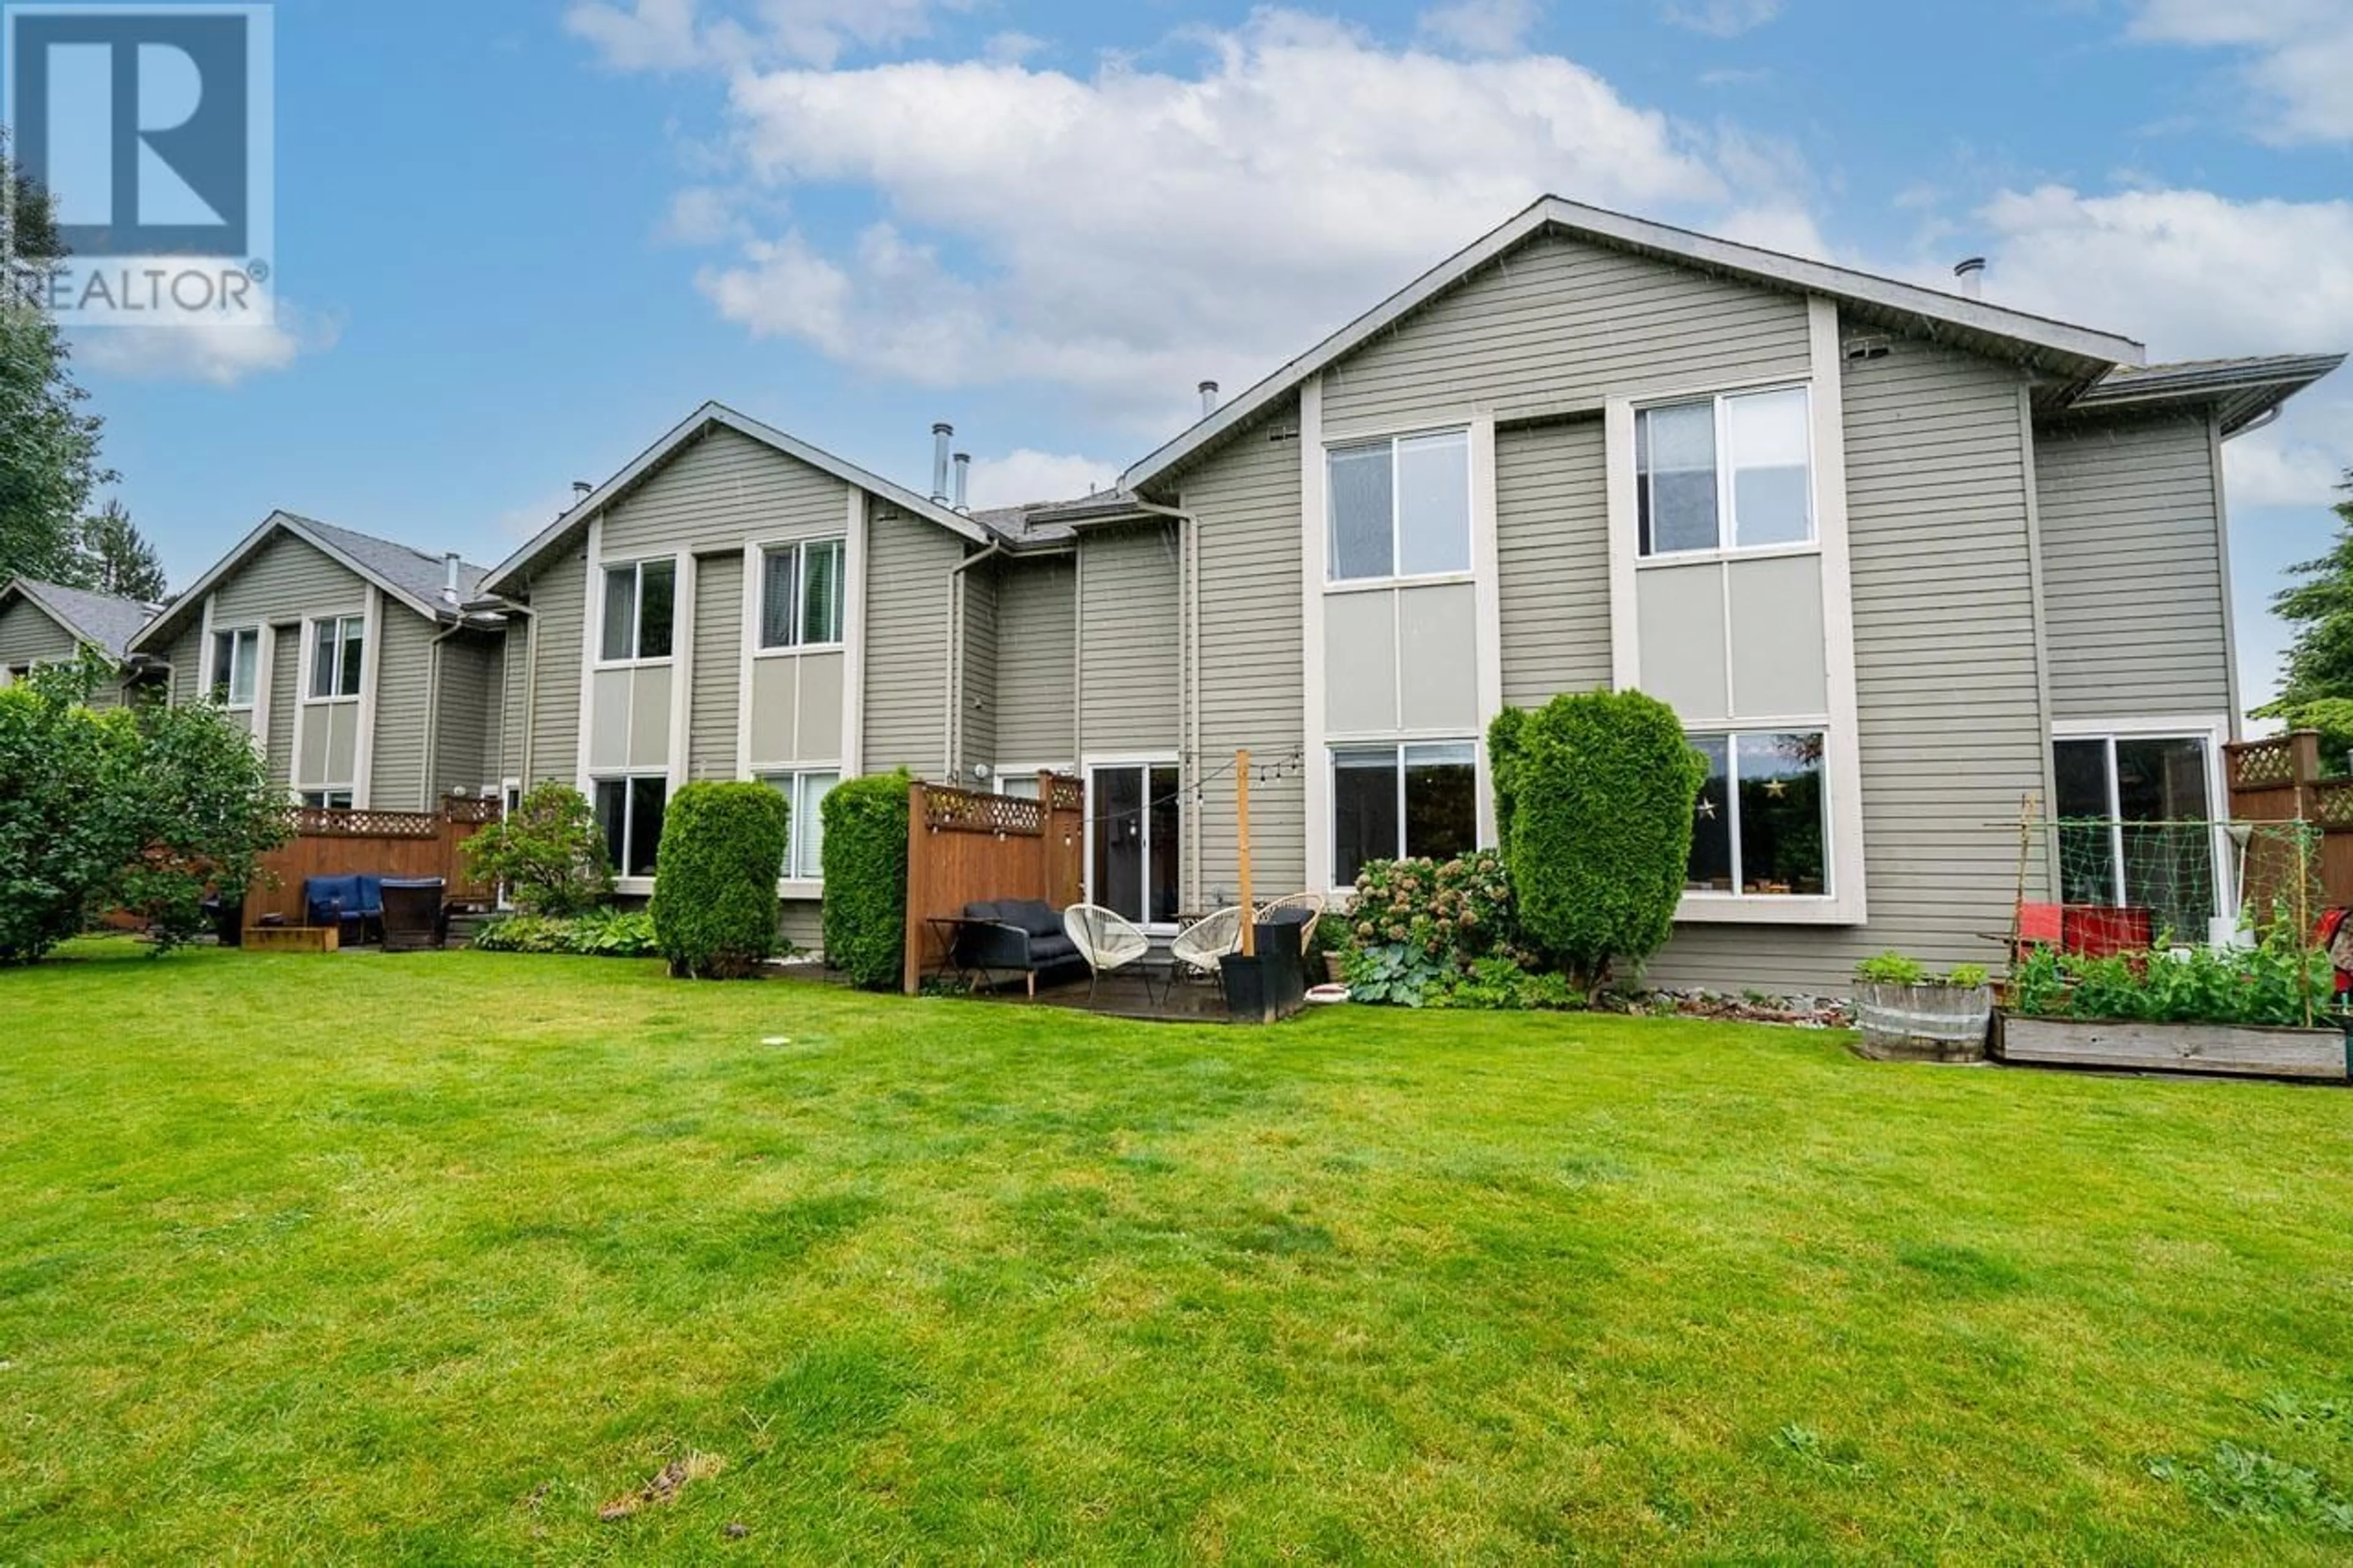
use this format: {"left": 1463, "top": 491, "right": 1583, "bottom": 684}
{"left": 1328, "top": 430, "right": 1471, "bottom": 582}
{"left": 594, "top": 776, "right": 669, "bottom": 879}
{"left": 1687, "top": 731, "right": 1828, "bottom": 897}
{"left": 2053, "top": 735, "right": 2218, "bottom": 941}
{"left": 1091, "top": 763, "right": 1181, "bottom": 926}
{"left": 1331, "top": 742, "right": 1477, "bottom": 886}
{"left": 1638, "top": 387, "right": 1813, "bottom": 556}
{"left": 308, "top": 616, "right": 363, "bottom": 699}
{"left": 210, "top": 626, "right": 259, "bottom": 706}
{"left": 601, "top": 559, "right": 676, "bottom": 663}
{"left": 760, "top": 539, "right": 846, "bottom": 650}
{"left": 761, "top": 770, "right": 839, "bottom": 881}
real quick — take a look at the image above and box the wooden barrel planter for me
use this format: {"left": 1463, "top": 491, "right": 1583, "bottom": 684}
{"left": 1854, "top": 982, "right": 1994, "bottom": 1062}
{"left": 1993, "top": 1013, "right": 2352, "bottom": 1082}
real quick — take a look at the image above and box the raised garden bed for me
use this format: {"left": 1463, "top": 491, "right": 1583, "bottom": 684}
{"left": 1994, "top": 1013, "right": 2351, "bottom": 1082}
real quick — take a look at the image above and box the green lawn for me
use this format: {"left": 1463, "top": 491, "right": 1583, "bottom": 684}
{"left": 6, "top": 944, "right": 2353, "bottom": 1564}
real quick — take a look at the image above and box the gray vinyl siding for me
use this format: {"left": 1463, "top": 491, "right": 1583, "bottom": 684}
{"left": 960, "top": 561, "right": 998, "bottom": 774}
{"left": 1321, "top": 231, "right": 1813, "bottom": 433}
{"left": 599, "top": 425, "right": 851, "bottom": 559}
{"left": 862, "top": 507, "right": 961, "bottom": 777}
{"left": 691, "top": 551, "right": 743, "bottom": 782}
{"left": 0, "top": 599, "right": 78, "bottom": 670}
{"left": 432, "top": 631, "right": 501, "bottom": 799}
{"left": 1496, "top": 416, "right": 1612, "bottom": 705}
{"left": 1648, "top": 324, "right": 2048, "bottom": 993}
{"left": 2035, "top": 410, "right": 2233, "bottom": 720}
{"left": 780, "top": 898, "right": 824, "bottom": 952}
{"left": 210, "top": 530, "right": 368, "bottom": 626}
{"left": 500, "top": 615, "right": 531, "bottom": 782}
{"left": 526, "top": 538, "right": 588, "bottom": 786}
{"left": 993, "top": 556, "right": 1076, "bottom": 765}
{"left": 1077, "top": 523, "right": 1181, "bottom": 754}
{"left": 370, "top": 609, "right": 436, "bottom": 811}
{"left": 264, "top": 629, "right": 298, "bottom": 788}
{"left": 164, "top": 623, "right": 205, "bottom": 705}
{"left": 1179, "top": 395, "right": 1307, "bottom": 907}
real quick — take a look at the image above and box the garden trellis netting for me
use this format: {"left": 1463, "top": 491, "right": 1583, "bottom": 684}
{"left": 2010, "top": 808, "right": 2324, "bottom": 948}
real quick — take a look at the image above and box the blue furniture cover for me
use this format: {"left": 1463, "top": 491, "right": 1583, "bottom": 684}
{"left": 303, "top": 873, "right": 384, "bottom": 927}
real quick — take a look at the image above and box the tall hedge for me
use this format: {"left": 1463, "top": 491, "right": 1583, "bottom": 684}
{"left": 820, "top": 770, "right": 911, "bottom": 990}
{"left": 648, "top": 781, "right": 791, "bottom": 979}
{"left": 1489, "top": 689, "right": 1703, "bottom": 994}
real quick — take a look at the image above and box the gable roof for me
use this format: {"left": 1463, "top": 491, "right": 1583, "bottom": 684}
{"left": 1, "top": 578, "right": 161, "bottom": 661}
{"left": 482, "top": 401, "right": 989, "bottom": 595}
{"left": 1123, "top": 195, "right": 2152, "bottom": 493}
{"left": 131, "top": 511, "right": 493, "bottom": 654}
{"left": 2067, "top": 354, "right": 2347, "bottom": 437}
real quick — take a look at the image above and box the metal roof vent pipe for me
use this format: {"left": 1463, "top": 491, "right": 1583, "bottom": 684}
{"left": 442, "top": 551, "right": 461, "bottom": 605}
{"left": 1953, "top": 257, "right": 1987, "bottom": 301}
{"left": 952, "top": 451, "right": 971, "bottom": 513}
{"left": 931, "top": 422, "right": 953, "bottom": 504}
{"left": 1199, "top": 380, "right": 1219, "bottom": 417}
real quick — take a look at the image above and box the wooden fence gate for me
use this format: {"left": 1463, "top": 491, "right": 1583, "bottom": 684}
{"left": 242, "top": 797, "right": 501, "bottom": 928}
{"left": 901, "top": 774, "right": 1084, "bottom": 994}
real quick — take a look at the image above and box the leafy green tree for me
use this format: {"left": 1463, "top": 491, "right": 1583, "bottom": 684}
{"left": 460, "top": 782, "right": 613, "bottom": 916}
{"left": 1488, "top": 689, "right": 1705, "bottom": 998}
{"left": 0, "top": 650, "right": 288, "bottom": 963}
{"left": 2254, "top": 474, "right": 2353, "bottom": 768}
{"left": 75, "top": 499, "right": 167, "bottom": 600}
{"left": 0, "top": 140, "right": 110, "bottom": 588}
{"left": 649, "top": 781, "right": 791, "bottom": 979}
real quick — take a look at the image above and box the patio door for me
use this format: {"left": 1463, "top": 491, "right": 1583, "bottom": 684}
{"left": 1090, "top": 763, "right": 1181, "bottom": 927}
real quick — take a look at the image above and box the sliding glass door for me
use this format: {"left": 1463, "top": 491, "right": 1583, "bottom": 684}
{"left": 2052, "top": 733, "right": 2222, "bottom": 940}
{"left": 1089, "top": 763, "right": 1181, "bottom": 926}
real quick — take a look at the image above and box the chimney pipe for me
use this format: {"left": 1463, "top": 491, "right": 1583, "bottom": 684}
{"left": 1199, "top": 380, "right": 1220, "bottom": 417}
{"left": 1953, "top": 257, "right": 1987, "bottom": 301}
{"left": 931, "top": 422, "right": 953, "bottom": 504}
{"left": 570, "top": 480, "right": 593, "bottom": 503}
{"left": 442, "top": 551, "right": 461, "bottom": 605}
{"left": 952, "top": 451, "right": 971, "bottom": 513}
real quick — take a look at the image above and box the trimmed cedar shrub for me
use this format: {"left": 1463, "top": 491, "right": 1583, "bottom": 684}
{"left": 461, "top": 781, "right": 612, "bottom": 917}
{"left": 1490, "top": 689, "right": 1703, "bottom": 996}
{"left": 820, "top": 770, "right": 911, "bottom": 990}
{"left": 648, "top": 781, "right": 791, "bottom": 979}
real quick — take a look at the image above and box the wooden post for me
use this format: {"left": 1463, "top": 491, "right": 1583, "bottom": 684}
{"left": 902, "top": 779, "right": 929, "bottom": 996}
{"left": 1236, "top": 749, "right": 1254, "bottom": 956}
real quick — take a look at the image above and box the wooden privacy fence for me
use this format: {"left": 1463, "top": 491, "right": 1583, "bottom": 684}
{"left": 242, "top": 797, "right": 500, "bottom": 928}
{"left": 2224, "top": 730, "right": 2353, "bottom": 912}
{"left": 901, "top": 774, "right": 1084, "bottom": 994}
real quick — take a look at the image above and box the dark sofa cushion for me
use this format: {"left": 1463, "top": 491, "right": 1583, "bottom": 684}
{"left": 965, "top": 901, "right": 1001, "bottom": 925}
{"left": 998, "top": 899, "right": 1062, "bottom": 937}
{"left": 1026, "top": 934, "right": 1080, "bottom": 965}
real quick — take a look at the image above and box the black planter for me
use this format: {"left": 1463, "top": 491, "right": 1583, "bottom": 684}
{"left": 1221, "top": 925, "right": 1308, "bottom": 1025}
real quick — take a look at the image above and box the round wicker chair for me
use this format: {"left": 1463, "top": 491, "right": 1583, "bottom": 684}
{"left": 1171, "top": 906, "right": 1246, "bottom": 981}
{"left": 1063, "top": 903, "right": 1151, "bottom": 1001}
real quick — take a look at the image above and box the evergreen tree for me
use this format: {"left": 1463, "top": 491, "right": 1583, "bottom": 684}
{"left": 2253, "top": 473, "right": 2353, "bottom": 765}
{"left": 75, "top": 499, "right": 166, "bottom": 601}
{"left": 0, "top": 135, "right": 111, "bottom": 588}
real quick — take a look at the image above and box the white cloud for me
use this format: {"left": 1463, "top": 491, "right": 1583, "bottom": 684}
{"left": 567, "top": 0, "right": 963, "bottom": 72}
{"left": 1417, "top": 0, "right": 1540, "bottom": 57}
{"left": 659, "top": 185, "right": 751, "bottom": 245}
{"left": 685, "top": 9, "right": 1750, "bottom": 422}
{"left": 2224, "top": 427, "right": 2348, "bottom": 510}
{"left": 2131, "top": 0, "right": 2353, "bottom": 145}
{"left": 964, "top": 449, "right": 1119, "bottom": 509}
{"left": 1662, "top": 0, "right": 1780, "bottom": 39}
{"left": 73, "top": 303, "right": 338, "bottom": 387}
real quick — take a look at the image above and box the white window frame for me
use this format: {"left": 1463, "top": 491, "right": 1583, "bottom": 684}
{"left": 1326, "top": 739, "right": 1482, "bottom": 892}
{"left": 597, "top": 557, "right": 679, "bottom": 668}
{"left": 212, "top": 625, "right": 261, "bottom": 709}
{"left": 2050, "top": 716, "right": 2235, "bottom": 937}
{"left": 756, "top": 537, "right": 847, "bottom": 654}
{"left": 592, "top": 770, "right": 670, "bottom": 893}
{"left": 757, "top": 767, "right": 841, "bottom": 892}
{"left": 1681, "top": 727, "right": 1835, "bottom": 904}
{"left": 1324, "top": 426, "right": 1474, "bottom": 588}
{"left": 299, "top": 789, "right": 355, "bottom": 811}
{"left": 1083, "top": 756, "right": 1184, "bottom": 933}
{"left": 305, "top": 615, "right": 365, "bottom": 703}
{"left": 1635, "top": 384, "right": 1817, "bottom": 562}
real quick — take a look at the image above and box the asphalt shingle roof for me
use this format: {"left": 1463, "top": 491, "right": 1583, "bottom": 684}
{"left": 291, "top": 514, "right": 490, "bottom": 608}
{"left": 15, "top": 580, "right": 159, "bottom": 659}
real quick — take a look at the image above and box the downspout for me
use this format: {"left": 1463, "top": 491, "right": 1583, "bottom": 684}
{"left": 947, "top": 543, "right": 1002, "bottom": 781}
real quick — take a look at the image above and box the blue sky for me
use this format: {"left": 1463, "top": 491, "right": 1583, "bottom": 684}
{"left": 58, "top": 0, "right": 2353, "bottom": 708}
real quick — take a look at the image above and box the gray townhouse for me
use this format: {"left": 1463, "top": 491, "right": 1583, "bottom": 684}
{"left": 137, "top": 197, "right": 2341, "bottom": 993}
{"left": 0, "top": 577, "right": 164, "bottom": 705}
{"left": 127, "top": 512, "right": 502, "bottom": 811}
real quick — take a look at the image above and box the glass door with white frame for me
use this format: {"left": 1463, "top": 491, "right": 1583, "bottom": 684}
{"left": 1089, "top": 763, "right": 1181, "bottom": 926}
{"left": 2052, "top": 733, "right": 2223, "bottom": 941}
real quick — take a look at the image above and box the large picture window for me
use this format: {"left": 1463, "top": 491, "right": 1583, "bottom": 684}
{"left": 211, "top": 626, "right": 259, "bottom": 707}
{"left": 308, "top": 616, "right": 363, "bottom": 700}
{"left": 1686, "top": 731, "right": 1827, "bottom": 898}
{"left": 1328, "top": 430, "right": 1471, "bottom": 582}
{"left": 594, "top": 775, "right": 669, "bottom": 879}
{"left": 2053, "top": 733, "right": 2219, "bottom": 941}
{"left": 1638, "top": 387, "right": 1813, "bottom": 557}
{"left": 760, "top": 769, "right": 839, "bottom": 881}
{"left": 1331, "top": 742, "right": 1477, "bottom": 886}
{"left": 601, "top": 559, "right": 676, "bottom": 663}
{"left": 759, "top": 539, "right": 846, "bottom": 650}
